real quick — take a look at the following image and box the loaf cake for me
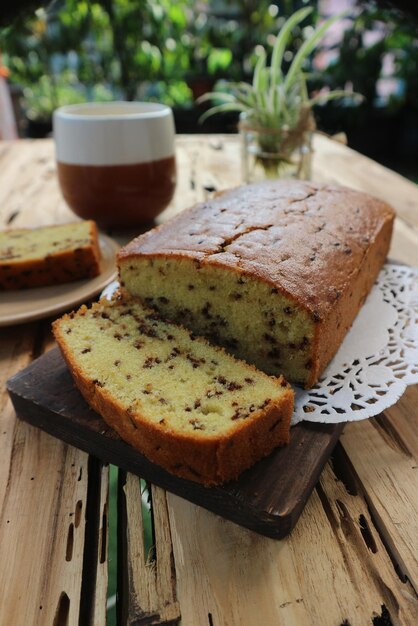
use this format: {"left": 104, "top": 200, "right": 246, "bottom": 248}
{"left": 0, "top": 220, "right": 101, "bottom": 290}
{"left": 118, "top": 180, "right": 395, "bottom": 387}
{"left": 53, "top": 297, "right": 294, "bottom": 485}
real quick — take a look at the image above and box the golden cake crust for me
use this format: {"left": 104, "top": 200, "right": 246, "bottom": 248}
{"left": 0, "top": 220, "right": 101, "bottom": 290}
{"left": 119, "top": 180, "right": 395, "bottom": 386}
{"left": 67, "top": 363, "right": 293, "bottom": 485}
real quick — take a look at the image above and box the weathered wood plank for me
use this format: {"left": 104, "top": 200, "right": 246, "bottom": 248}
{"left": 0, "top": 324, "right": 109, "bottom": 625}
{"left": 167, "top": 457, "right": 417, "bottom": 626}
{"left": 339, "top": 396, "right": 418, "bottom": 592}
{"left": 89, "top": 461, "right": 109, "bottom": 626}
{"left": 1, "top": 364, "right": 109, "bottom": 624}
{"left": 118, "top": 473, "right": 180, "bottom": 625}
{"left": 0, "top": 418, "right": 89, "bottom": 626}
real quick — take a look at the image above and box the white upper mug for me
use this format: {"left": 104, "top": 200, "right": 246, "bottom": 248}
{"left": 53, "top": 102, "right": 176, "bottom": 229}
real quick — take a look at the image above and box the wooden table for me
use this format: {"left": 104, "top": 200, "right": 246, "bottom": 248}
{"left": 0, "top": 135, "right": 417, "bottom": 626}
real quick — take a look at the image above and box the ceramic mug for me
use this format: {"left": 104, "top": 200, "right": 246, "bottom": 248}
{"left": 53, "top": 102, "right": 176, "bottom": 229}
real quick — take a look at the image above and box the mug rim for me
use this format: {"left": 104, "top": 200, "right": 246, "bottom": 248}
{"left": 54, "top": 101, "right": 172, "bottom": 121}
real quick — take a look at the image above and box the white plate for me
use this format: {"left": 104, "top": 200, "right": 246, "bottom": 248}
{"left": 0, "top": 234, "right": 120, "bottom": 326}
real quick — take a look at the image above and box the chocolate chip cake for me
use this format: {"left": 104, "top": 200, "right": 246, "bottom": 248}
{"left": 53, "top": 297, "right": 294, "bottom": 486}
{"left": 0, "top": 220, "right": 101, "bottom": 290}
{"left": 118, "top": 180, "right": 395, "bottom": 387}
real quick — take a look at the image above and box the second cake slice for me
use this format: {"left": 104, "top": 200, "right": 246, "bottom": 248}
{"left": 53, "top": 297, "right": 294, "bottom": 485}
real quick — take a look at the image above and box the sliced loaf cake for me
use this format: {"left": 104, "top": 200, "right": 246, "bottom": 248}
{"left": 118, "top": 180, "right": 395, "bottom": 387}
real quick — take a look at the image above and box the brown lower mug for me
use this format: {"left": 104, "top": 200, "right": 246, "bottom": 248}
{"left": 57, "top": 156, "right": 176, "bottom": 228}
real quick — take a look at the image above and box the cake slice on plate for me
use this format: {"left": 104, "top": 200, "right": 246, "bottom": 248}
{"left": 0, "top": 220, "right": 101, "bottom": 290}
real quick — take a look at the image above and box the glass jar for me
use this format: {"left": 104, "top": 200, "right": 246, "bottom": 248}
{"left": 239, "top": 118, "right": 313, "bottom": 183}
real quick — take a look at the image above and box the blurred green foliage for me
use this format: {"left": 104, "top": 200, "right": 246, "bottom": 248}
{"left": 321, "top": 3, "right": 418, "bottom": 111}
{"left": 1, "top": 0, "right": 317, "bottom": 122}
{"left": 1, "top": 0, "right": 417, "bottom": 140}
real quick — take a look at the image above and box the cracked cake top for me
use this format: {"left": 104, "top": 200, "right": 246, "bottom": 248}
{"left": 118, "top": 180, "right": 395, "bottom": 319}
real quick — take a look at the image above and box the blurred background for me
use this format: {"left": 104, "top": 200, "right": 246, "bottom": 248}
{"left": 1, "top": 0, "right": 417, "bottom": 180}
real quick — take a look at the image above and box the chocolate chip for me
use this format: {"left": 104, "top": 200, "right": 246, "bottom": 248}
{"left": 206, "top": 389, "right": 223, "bottom": 398}
{"left": 202, "top": 303, "right": 212, "bottom": 319}
{"left": 312, "top": 310, "right": 321, "bottom": 323}
{"left": 264, "top": 333, "right": 277, "bottom": 343}
{"left": 227, "top": 381, "right": 242, "bottom": 391}
{"left": 146, "top": 312, "right": 160, "bottom": 322}
{"left": 143, "top": 357, "right": 161, "bottom": 368}
{"left": 137, "top": 324, "right": 157, "bottom": 338}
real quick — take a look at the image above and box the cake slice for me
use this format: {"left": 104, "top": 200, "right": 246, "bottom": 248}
{"left": 0, "top": 220, "right": 101, "bottom": 290}
{"left": 53, "top": 297, "right": 294, "bottom": 485}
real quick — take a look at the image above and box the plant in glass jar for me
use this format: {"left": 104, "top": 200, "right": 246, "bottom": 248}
{"left": 199, "top": 7, "right": 361, "bottom": 182}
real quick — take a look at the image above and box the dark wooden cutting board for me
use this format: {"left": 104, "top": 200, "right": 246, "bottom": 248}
{"left": 7, "top": 347, "right": 343, "bottom": 539}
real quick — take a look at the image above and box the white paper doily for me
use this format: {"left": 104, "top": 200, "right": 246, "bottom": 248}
{"left": 293, "top": 263, "right": 418, "bottom": 425}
